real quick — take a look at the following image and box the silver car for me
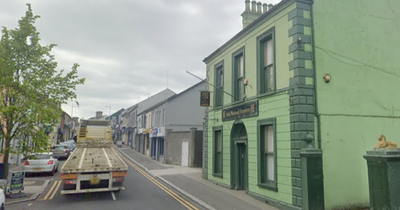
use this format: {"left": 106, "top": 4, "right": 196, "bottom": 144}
{"left": 52, "top": 145, "right": 71, "bottom": 160}
{"left": 23, "top": 153, "right": 59, "bottom": 176}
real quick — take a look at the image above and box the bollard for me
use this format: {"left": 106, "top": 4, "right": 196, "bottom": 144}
{"left": 300, "top": 134, "right": 325, "bottom": 210}
{"left": 363, "top": 148, "right": 400, "bottom": 209}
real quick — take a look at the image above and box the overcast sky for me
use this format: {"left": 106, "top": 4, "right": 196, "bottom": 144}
{"left": 1, "top": 0, "right": 281, "bottom": 119}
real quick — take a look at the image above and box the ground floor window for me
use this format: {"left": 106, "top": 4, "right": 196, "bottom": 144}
{"left": 258, "top": 118, "right": 277, "bottom": 190}
{"left": 213, "top": 126, "right": 223, "bottom": 177}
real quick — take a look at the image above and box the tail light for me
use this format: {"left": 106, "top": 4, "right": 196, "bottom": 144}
{"left": 47, "top": 160, "right": 54, "bottom": 165}
{"left": 63, "top": 180, "right": 77, "bottom": 185}
{"left": 24, "top": 160, "right": 29, "bottom": 165}
{"left": 113, "top": 177, "right": 124, "bottom": 182}
{"left": 65, "top": 150, "right": 69, "bottom": 153}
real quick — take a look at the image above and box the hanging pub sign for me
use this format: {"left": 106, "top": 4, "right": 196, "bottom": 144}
{"left": 200, "top": 91, "right": 210, "bottom": 107}
{"left": 222, "top": 101, "right": 258, "bottom": 121}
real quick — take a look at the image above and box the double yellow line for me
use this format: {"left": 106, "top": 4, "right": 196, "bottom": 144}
{"left": 42, "top": 180, "right": 62, "bottom": 200}
{"left": 115, "top": 149, "right": 199, "bottom": 210}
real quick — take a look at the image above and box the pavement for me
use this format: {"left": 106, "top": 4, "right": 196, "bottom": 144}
{"left": 5, "top": 145, "right": 279, "bottom": 210}
{"left": 5, "top": 165, "right": 51, "bottom": 205}
{"left": 118, "top": 145, "right": 279, "bottom": 210}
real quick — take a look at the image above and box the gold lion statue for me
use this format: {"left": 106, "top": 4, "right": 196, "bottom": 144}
{"left": 374, "top": 134, "right": 398, "bottom": 149}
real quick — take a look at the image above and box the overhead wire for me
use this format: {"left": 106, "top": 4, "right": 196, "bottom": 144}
{"left": 313, "top": 45, "right": 400, "bottom": 78}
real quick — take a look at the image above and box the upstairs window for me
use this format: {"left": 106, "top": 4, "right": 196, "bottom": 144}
{"left": 214, "top": 62, "right": 224, "bottom": 107}
{"left": 233, "top": 48, "right": 245, "bottom": 101}
{"left": 258, "top": 28, "right": 275, "bottom": 94}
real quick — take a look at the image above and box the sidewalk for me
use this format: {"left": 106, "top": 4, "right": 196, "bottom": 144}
{"left": 5, "top": 165, "right": 51, "bottom": 205}
{"left": 118, "top": 146, "right": 279, "bottom": 210}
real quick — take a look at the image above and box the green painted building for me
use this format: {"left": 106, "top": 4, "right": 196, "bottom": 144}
{"left": 202, "top": 0, "right": 400, "bottom": 209}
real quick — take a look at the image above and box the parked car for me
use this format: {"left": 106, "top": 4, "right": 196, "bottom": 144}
{"left": 0, "top": 188, "right": 4, "bottom": 210}
{"left": 23, "top": 153, "right": 59, "bottom": 176}
{"left": 60, "top": 141, "right": 76, "bottom": 152}
{"left": 52, "top": 145, "right": 71, "bottom": 160}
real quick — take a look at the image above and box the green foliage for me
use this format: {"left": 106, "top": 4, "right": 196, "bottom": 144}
{"left": 0, "top": 4, "right": 85, "bottom": 177}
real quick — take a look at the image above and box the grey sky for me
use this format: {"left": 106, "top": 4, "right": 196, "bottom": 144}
{"left": 1, "top": 0, "right": 281, "bottom": 119}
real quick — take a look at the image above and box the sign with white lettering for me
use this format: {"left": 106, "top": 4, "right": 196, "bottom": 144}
{"left": 9, "top": 171, "right": 25, "bottom": 193}
{"left": 222, "top": 101, "right": 258, "bottom": 121}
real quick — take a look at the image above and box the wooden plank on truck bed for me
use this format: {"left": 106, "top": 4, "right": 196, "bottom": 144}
{"left": 60, "top": 147, "right": 128, "bottom": 173}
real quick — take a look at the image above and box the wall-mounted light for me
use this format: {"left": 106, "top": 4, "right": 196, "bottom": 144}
{"left": 323, "top": 74, "right": 331, "bottom": 83}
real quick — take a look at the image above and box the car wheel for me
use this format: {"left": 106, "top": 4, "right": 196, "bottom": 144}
{"left": 50, "top": 168, "right": 55, "bottom": 176}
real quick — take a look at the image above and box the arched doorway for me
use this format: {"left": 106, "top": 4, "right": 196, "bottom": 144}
{"left": 231, "top": 120, "right": 248, "bottom": 190}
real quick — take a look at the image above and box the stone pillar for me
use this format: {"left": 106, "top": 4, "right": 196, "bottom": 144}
{"left": 364, "top": 148, "right": 400, "bottom": 209}
{"left": 189, "top": 128, "right": 197, "bottom": 167}
{"left": 163, "top": 129, "right": 173, "bottom": 164}
{"left": 300, "top": 134, "right": 325, "bottom": 210}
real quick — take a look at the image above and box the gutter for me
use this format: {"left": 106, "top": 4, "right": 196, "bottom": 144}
{"left": 310, "top": 2, "right": 322, "bottom": 149}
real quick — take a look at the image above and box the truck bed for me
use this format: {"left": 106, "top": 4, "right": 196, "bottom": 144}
{"left": 61, "top": 147, "right": 128, "bottom": 173}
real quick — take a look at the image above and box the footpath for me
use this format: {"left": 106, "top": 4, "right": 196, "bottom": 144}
{"left": 118, "top": 145, "right": 279, "bottom": 210}
{"left": 5, "top": 165, "right": 51, "bottom": 205}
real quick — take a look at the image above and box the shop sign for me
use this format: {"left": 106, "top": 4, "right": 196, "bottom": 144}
{"left": 222, "top": 101, "right": 258, "bottom": 121}
{"left": 149, "top": 127, "right": 165, "bottom": 138}
{"left": 149, "top": 128, "right": 158, "bottom": 138}
{"left": 200, "top": 91, "right": 210, "bottom": 107}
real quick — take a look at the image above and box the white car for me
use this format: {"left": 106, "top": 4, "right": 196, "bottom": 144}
{"left": 23, "top": 153, "right": 59, "bottom": 176}
{"left": 0, "top": 188, "right": 5, "bottom": 210}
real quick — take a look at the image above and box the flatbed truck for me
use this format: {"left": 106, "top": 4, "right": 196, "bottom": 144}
{"left": 60, "top": 119, "right": 128, "bottom": 194}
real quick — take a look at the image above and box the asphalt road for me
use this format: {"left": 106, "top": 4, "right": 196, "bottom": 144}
{"left": 7, "top": 157, "right": 205, "bottom": 210}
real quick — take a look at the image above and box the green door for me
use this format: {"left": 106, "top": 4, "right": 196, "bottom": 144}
{"left": 231, "top": 121, "right": 248, "bottom": 190}
{"left": 236, "top": 142, "right": 247, "bottom": 190}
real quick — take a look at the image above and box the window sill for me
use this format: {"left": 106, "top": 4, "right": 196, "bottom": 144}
{"left": 258, "top": 183, "right": 278, "bottom": 191}
{"left": 212, "top": 173, "right": 223, "bottom": 178}
{"left": 231, "top": 100, "right": 245, "bottom": 105}
{"left": 213, "top": 105, "right": 223, "bottom": 110}
{"left": 257, "top": 90, "right": 276, "bottom": 98}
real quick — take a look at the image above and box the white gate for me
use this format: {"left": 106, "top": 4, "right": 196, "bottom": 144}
{"left": 181, "top": 141, "right": 189, "bottom": 166}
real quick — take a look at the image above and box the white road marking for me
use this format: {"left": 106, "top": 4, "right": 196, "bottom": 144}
{"left": 27, "top": 203, "right": 32, "bottom": 206}
{"left": 111, "top": 191, "right": 116, "bottom": 201}
{"left": 103, "top": 148, "right": 113, "bottom": 167}
{"left": 78, "top": 148, "right": 87, "bottom": 169}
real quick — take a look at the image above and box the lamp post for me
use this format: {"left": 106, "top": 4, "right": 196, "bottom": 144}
{"left": 71, "top": 100, "right": 80, "bottom": 118}
{"left": 70, "top": 100, "right": 79, "bottom": 139}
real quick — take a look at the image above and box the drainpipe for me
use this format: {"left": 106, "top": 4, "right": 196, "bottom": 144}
{"left": 310, "top": 3, "right": 322, "bottom": 149}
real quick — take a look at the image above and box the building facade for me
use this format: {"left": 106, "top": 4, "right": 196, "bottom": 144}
{"left": 203, "top": 0, "right": 400, "bottom": 209}
{"left": 148, "top": 81, "right": 207, "bottom": 165}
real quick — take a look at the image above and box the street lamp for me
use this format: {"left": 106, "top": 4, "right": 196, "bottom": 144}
{"left": 71, "top": 100, "right": 80, "bottom": 118}
{"left": 105, "top": 106, "right": 111, "bottom": 120}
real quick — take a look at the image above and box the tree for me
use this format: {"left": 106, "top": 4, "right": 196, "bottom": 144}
{"left": 0, "top": 4, "right": 85, "bottom": 179}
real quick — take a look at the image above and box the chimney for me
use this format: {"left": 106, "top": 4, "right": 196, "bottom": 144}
{"left": 96, "top": 111, "right": 103, "bottom": 119}
{"left": 263, "top": 3, "right": 268, "bottom": 13}
{"left": 241, "top": 1, "right": 264, "bottom": 28}
{"left": 257, "top": 2, "right": 262, "bottom": 13}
